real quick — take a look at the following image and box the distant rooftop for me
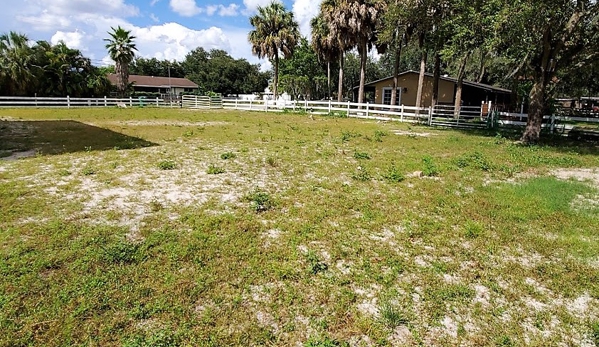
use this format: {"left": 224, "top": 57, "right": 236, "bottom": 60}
{"left": 107, "top": 74, "right": 198, "bottom": 88}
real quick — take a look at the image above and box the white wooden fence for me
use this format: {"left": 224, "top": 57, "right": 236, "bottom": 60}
{"left": 181, "top": 95, "right": 223, "bottom": 109}
{"left": 0, "top": 96, "right": 176, "bottom": 108}
{"left": 1, "top": 95, "right": 598, "bottom": 136}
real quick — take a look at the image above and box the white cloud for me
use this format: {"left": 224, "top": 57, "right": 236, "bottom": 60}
{"left": 218, "top": 4, "right": 240, "bottom": 16}
{"left": 51, "top": 30, "right": 86, "bottom": 50}
{"left": 132, "top": 23, "right": 231, "bottom": 61}
{"left": 18, "top": 12, "right": 72, "bottom": 31}
{"left": 243, "top": 0, "right": 279, "bottom": 14}
{"left": 169, "top": 0, "right": 203, "bottom": 17}
{"left": 293, "top": 0, "right": 320, "bottom": 38}
{"left": 150, "top": 13, "right": 160, "bottom": 23}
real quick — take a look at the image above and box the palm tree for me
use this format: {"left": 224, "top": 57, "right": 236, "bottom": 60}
{"left": 310, "top": 14, "right": 340, "bottom": 100}
{"left": 322, "top": 0, "right": 386, "bottom": 103}
{"left": 0, "top": 31, "right": 34, "bottom": 96}
{"left": 248, "top": 2, "right": 299, "bottom": 100}
{"left": 104, "top": 26, "right": 137, "bottom": 97}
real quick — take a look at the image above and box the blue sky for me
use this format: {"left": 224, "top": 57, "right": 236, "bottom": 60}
{"left": 0, "top": 0, "right": 320, "bottom": 69}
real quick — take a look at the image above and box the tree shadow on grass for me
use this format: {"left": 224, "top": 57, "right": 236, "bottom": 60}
{"left": 0, "top": 120, "right": 157, "bottom": 158}
{"left": 446, "top": 126, "right": 599, "bottom": 156}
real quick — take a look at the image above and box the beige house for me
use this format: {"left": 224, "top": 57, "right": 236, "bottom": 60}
{"left": 354, "top": 71, "right": 511, "bottom": 108}
{"left": 107, "top": 74, "right": 199, "bottom": 96}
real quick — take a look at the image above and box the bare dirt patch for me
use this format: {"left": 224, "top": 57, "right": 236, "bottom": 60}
{"left": 393, "top": 130, "right": 436, "bottom": 137}
{"left": 552, "top": 168, "right": 599, "bottom": 187}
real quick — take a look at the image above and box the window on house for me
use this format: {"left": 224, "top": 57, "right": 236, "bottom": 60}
{"left": 382, "top": 88, "right": 402, "bottom": 105}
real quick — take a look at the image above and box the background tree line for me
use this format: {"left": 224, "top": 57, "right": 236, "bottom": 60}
{"left": 0, "top": 32, "right": 111, "bottom": 97}
{"left": 248, "top": 0, "right": 599, "bottom": 142}
{"left": 0, "top": 31, "right": 270, "bottom": 99}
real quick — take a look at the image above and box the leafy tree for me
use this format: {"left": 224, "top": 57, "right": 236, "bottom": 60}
{"left": 130, "top": 57, "right": 184, "bottom": 78}
{"left": 311, "top": 13, "right": 341, "bottom": 99}
{"left": 248, "top": 2, "right": 300, "bottom": 99}
{"left": 378, "top": 1, "right": 413, "bottom": 105}
{"left": 278, "top": 38, "right": 327, "bottom": 99}
{"left": 181, "top": 48, "right": 269, "bottom": 95}
{"left": 322, "top": 0, "right": 386, "bottom": 103}
{"left": 104, "top": 26, "right": 137, "bottom": 97}
{"left": 494, "top": 0, "right": 599, "bottom": 143}
{"left": 0, "top": 31, "right": 34, "bottom": 96}
{"left": 342, "top": 52, "right": 384, "bottom": 101}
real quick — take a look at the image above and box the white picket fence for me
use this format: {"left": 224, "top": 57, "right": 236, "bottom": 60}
{"left": 0, "top": 96, "right": 176, "bottom": 108}
{"left": 1, "top": 95, "right": 598, "bottom": 136}
{"left": 181, "top": 95, "right": 223, "bottom": 109}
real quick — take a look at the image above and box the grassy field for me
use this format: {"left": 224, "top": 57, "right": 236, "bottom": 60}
{"left": 1, "top": 107, "right": 599, "bottom": 346}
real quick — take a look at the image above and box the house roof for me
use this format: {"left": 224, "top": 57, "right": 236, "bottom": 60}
{"left": 107, "top": 74, "right": 198, "bottom": 88}
{"left": 359, "top": 70, "right": 511, "bottom": 93}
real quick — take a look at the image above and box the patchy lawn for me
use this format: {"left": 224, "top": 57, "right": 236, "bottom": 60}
{"left": 1, "top": 108, "right": 599, "bottom": 346}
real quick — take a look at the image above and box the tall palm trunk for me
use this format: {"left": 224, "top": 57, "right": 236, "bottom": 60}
{"left": 415, "top": 34, "right": 427, "bottom": 115}
{"left": 357, "top": 39, "right": 367, "bottom": 104}
{"left": 273, "top": 51, "right": 279, "bottom": 100}
{"left": 432, "top": 52, "right": 440, "bottom": 107}
{"left": 337, "top": 52, "right": 344, "bottom": 102}
{"left": 453, "top": 52, "right": 470, "bottom": 118}
{"left": 327, "top": 61, "right": 331, "bottom": 99}
{"left": 390, "top": 43, "right": 402, "bottom": 106}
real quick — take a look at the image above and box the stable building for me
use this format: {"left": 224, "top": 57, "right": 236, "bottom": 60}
{"left": 353, "top": 71, "right": 511, "bottom": 108}
{"left": 107, "top": 74, "right": 199, "bottom": 96}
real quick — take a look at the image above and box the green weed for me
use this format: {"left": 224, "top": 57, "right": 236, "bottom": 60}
{"left": 206, "top": 164, "right": 225, "bottom": 174}
{"left": 157, "top": 159, "right": 176, "bottom": 170}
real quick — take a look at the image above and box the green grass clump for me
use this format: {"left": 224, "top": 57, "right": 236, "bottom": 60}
{"left": 305, "top": 337, "right": 348, "bottom": 347}
{"left": 352, "top": 167, "right": 371, "bottom": 181}
{"left": 82, "top": 166, "right": 97, "bottom": 176}
{"left": 353, "top": 151, "right": 371, "bottom": 160}
{"left": 383, "top": 164, "right": 405, "bottom": 183}
{"left": 380, "top": 303, "right": 409, "bottom": 328}
{"left": 157, "top": 159, "right": 176, "bottom": 170}
{"left": 245, "top": 189, "right": 274, "bottom": 212}
{"left": 455, "top": 151, "right": 494, "bottom": 171}
{"left": 206, "top": 164, "right": 225, "bottom": 174}
{"left": 220, "top": 151, "right": 236, "bottom": 160}
{"left": 422, "top": 155, "right": 439, "bottom": 177}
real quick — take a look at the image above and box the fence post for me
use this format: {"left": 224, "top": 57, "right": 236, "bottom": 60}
{"left": 520, "top": 103, "right": 524, "bottom": 122}
{"left": 265, "top": 99, "right": 268, "bottom": 112}
{"left": 250, "top": 100, "right": 253, "bottom": 110}
{"left": 400, "top": 105, "right": 404, "bottom": 122}
{"left": 366, "top": 102, "right": 369, "bottom": 118}
{"left": 155, "top": 97, "right": 159, "bottom": 107}
{"left": 235, "top": 98, "right": 238, "bottom": 110}
{"left": 347, "top": 101, "right": 350, "bottom": 117}
{"left": 129, "top": 96, "right": 133, "bottom": 107}
{"left": 328, "top": 99, "right": 332, "bottom": 114}
{"left": 305, "top": 99, "right": 308, "bottom": 112}
{"left": 67, "top": 95, "right": 71, "bottom": 108}
{"left": 428, "top": 106, "right": 433, "bottom": 126}
{"left": 550, "top": 114, "right": 555, "bottom": 134}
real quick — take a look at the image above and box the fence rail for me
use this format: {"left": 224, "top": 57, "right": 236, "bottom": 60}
{"left": 0, "top": 96, "right": 175, "bottom": 108}
{"left": 2, "top": 95, "right": 599, "bottom": 136}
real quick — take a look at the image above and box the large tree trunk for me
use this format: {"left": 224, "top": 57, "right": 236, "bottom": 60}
{"left": 432, "top": 52, "right": 440, "bottom": 107}
{"left": 454, "top": 52, "right": 470, "bottom": 118}
{"left": 338, "top": 52, "right": 344, "bottom": 102}
{"left": 390, "top": 43, "right": 402, "bottom": 106}
{"left": 521, "top": 77, "right": 547, "bottom": 143}
{"left": 327, "top": 61, "right": 331, "bottom": 99}
{"left": 273, "top": 51, "right": 279, "bottom": 100}
{"left": 415, "top": 34, "right": 427, "bottom": 115}
{"left": 357, "top": 39, "right": 367, "bottom": 104}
